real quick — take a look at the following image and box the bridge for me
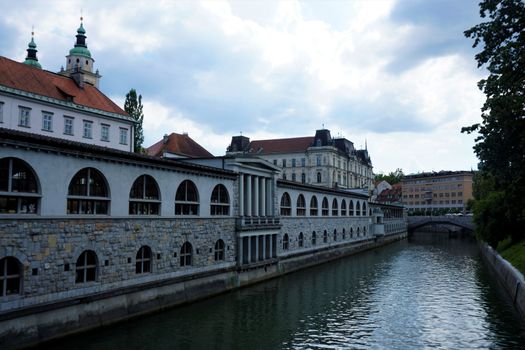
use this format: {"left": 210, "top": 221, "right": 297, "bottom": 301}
{"left": 407, "top": 216, "right": 475, "bottom": 233}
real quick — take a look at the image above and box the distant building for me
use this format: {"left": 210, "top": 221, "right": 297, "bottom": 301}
{"left": 147, "top": 132, "right": 213, "bottom": 158}
{"left": 376, "top": 182, "right": 402, "bottom": 205}
{"left": 226, "top": 129, "right": 374, "bottom": 190}
{"left": 401, "top": 171, "right": 474, "bottom": 213}
{"left": 371, "top": 180, "right": 392, "bottom": 201}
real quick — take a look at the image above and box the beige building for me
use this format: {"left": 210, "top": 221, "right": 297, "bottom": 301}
{"left": 226, "top": 129, "right": 374, "bottom": 190}
{"left": 401, "top": 171, "right": 474, "bottom": 213}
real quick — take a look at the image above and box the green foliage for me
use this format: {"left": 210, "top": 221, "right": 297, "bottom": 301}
{"left": 498, "top": 239, "right": 525, "bottom": 277}
{"left": 463, "top": 0, "right": 525, "bottom": 246}
{"left": 374, "top": 168, "right": 404, "bottom": 185}
{"left": 124, "top": 89, "right": 145, "bottom": 153}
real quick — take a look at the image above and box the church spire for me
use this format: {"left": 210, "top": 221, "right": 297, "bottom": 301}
{"left": 23, "top": 28, "right": 42, "bottom": 69}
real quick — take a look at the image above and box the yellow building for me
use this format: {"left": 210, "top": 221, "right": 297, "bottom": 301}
{"left": 401, "top": 171, "right": 474, "bottom": 214}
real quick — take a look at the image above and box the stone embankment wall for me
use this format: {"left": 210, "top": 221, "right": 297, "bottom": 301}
{"left": 479, "top": 243, "right": 525, "bottom": 319}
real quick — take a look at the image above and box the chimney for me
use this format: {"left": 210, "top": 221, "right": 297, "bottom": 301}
{"left": 71, "top": 65, "right": 84, "bottom": 88}
{"left": 163, "top": 134, "right": 169, "bottom": 144}
{"left": 183, "top": 131, "right": 189, "bottom": 136}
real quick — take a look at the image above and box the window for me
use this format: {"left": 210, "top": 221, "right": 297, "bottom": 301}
{"left": 292, "top": 159, "right": 296, "bottom": 167}
{"left": 119, "top": 128, "right": 128, "bottom": 145}
{"left": 273, "top": 159, "right": 277, "bottom": 165}
{"left": 310, "top": 196, "right": 318, "bottom": 216}
{"left": 282, "top": 159, "right": 287, "bottom": 167}
{"left": 64, "top": 117, "right": 74, "bottom": 135}
{"left": 458, "top": 191, "right": 463, "bottom": 196}
{"left": 333, "top": 229, "right": 337, "bottom": 241}
{"left": 0, "top": 257, "right": 22, "bottom": 296}
{"left": 67, "top": 168, "right": 109, "bottom": 215}
{"left": 356, "top": 201, "right": 361, "bottom": 216}
{"left": 357, "top": 227, "right": 360, "bottom": 237}
{"left": 323, "top": 230, "right": 328, "bottom": 243}
{"left": 316, "top": 156, "right": 321, "bottom": 166}
{"left": 349, "top": 200, "right": 354, "bottom": 216}
{"left": 0, "top": 158, "right": 39, "bottom": 214}
{"left": 301, "top": 158, "right": 305, "bottom": 167}
{"left": 292, "top": 173, "right": 296, "bottom": 182}
{"left": 280, "top": 192, "right": 291, "bottom": 216}
{"left": 214, "top": 239, "right": 225, "bottom": 261}
{"left": 312, "top": 231, "right": 317, "bottom": 245}
{"left": 350, "top": 227, "right": 353, "bottom": 238}
{"left": 211, "top": 184, "right": 230, "bottom": 215}
{"left": 296, "top": 194, "right": 306, "bottom": 216}
{"left": 298, "top": 232, "right": 304, "bottom": 247}
{"left": 332, "top": 198, "right": 338, "bottom": 216}
{"left": 83, "top": 120, "right": 93, "bottom": 138}
{"left": 362, "top": 202, "right": 367, "bottom": 216}
{"left": 322, "top": 197, "right": 329, "bottom": 216}
{"left": 301, "top": 173, "right": 306, "bottom": 183}
{"left": 283, "top": 173, "right": 287, "bottom": 180}
{"left": 129, "top": 175, "right": 160, "bottom": 215}
{"left": 342, "top": 228, "right": 346, "bottom": 240}
{"left": 175, "top": 180, "right": 199, "bottom": 215}
{"left": 75, "top": 250, "right": 97, "bottom": 283}
{"left": 0, "top": 102, "right": 3, "bottom": 123}
{"left": 101, "top": 124, "right": 110, "bottom": 141}
{"left": 42, "top": 112, "right": 53, "bottom": 131}
{"left": 18, "top": 107, "right": 30, "bottom": 127}
{"left": 341, "top": 199, "right": 347, "bottom": 216}
{"left": 180, "top": 242, "right": 193, "bottom": 267}
{"left": 317, "top": 172, "right": 322, "bottom": 183}
{"left": 135, "top": 246, "right": 152, "bottom": 274}
{"left": 282, "top": 234, "right": 289, "bottom": 250}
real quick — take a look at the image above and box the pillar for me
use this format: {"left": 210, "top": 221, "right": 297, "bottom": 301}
{"left": 261, "top": 178, "right": 266, "bottom": 217}
{"left": 253, "top": 176, "right": 259, "bottom": 216}
{"left": 239, "top": 174, "right": 244, "bottom": 217}
{"left": 246, "top": 175, "right": 252, "bottom": 216}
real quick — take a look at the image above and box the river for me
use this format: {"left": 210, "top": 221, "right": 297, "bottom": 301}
{"left": 42, "top": 234, "right": 525, "bottom": 349}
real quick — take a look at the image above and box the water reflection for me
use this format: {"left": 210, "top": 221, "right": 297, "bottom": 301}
{"left": 43, "top": 235, "right": 525, "bottom": 350}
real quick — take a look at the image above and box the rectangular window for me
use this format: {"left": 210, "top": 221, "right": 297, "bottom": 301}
{"left": 301, "top": 158, "right": 305, "bottom": 167}
{"left": 317, "top": 156, "right": 321, "bottom": 166}
{"left": 292, "top": 159, "right": 296, "bottom": 167}
{"left": 273, "top": 159, "right": 277, "bottom": 165}
{"left": 42, "top": 112, "right": 53, "bottom": 131}
{"left": 101, "top": 124, "right": 110, "bottom": 141}
{"left": 64, "top": 117, "right": 74, "bottom": 135}
{"left": 119, "top": 127, "right": 128, "bottom": 145}
{"left": 0, "top": 102, "right": 4, "bottom": 123}
{"left": 18, "top": 106, "right": 31, "bottom": 127}
{"left": 83, "top": 120, "right": 93, "bottom": 139}
{"left": 282, "top": 159, "right": 286, "bottom": 167}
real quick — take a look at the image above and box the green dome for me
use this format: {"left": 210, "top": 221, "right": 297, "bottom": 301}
{"left": 77, "top": 22, "right": 86, "bottom": 35}
{"left": 69, "top": 46, "right": 92, "bottom": 58}
{"left": 28, "top": 37, "right": 36, "bottom": 49}
{"left": 23, "top": 58, "right": 42, "bottom": 69}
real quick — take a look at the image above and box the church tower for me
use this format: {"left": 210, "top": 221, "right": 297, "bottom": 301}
{"left": 23, "top": 30, "right": 42, "bottom": 69}
{"left": 59, "top": 16, "right": 101, "bottom": 88}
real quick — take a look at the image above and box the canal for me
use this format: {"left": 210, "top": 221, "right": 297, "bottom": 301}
{"left": 43, "top": 235, "right": 525, "bottom": 349}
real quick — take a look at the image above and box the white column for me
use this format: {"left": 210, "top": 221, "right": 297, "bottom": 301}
{"left": 246, "top": 175, "right": 252, "bottom": 216}
{"left": 239, "top": 174, "right": 244, "bottom": 217}
{"left": 255, "top": 235, "right": 259, "bottom": 261}
{"left": 261, "top": 178, "right": 266, "bottom": 217}
{"left": 247, "top": 236, "right": 251, "bottom": 263}
{"left": 239, "top": 237, "right": 243, "bottom": 265}
{"left": 266, "top": 178, "right": 272, "bottom": 216}
{"left": 262, "top": 235, "right": 266, "bottom": 260}
{"left": 253, "top": 176, "right": 259, "bottom": 216}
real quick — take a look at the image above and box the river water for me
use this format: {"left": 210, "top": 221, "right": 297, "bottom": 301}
{"left": 44, "top": 234, "right": 525, "bottom": 349}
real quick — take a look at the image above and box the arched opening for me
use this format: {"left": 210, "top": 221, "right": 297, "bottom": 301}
{"left": 296, "top": 194, "right": 306, "bottom": 216}
{"left": 341, "top": 199, "right": 347, "bottom": 216}
{"left": 76, "top": 250, "right": 97, "bottom": 283}
{"left": 283, "top": 233, "right": 289, "bottom": 250}
{"left": 310, "top": 196, "right": 318, "bottom": 216}
{"left": 175, "top": 180, "right": 199, "bottom": 215}
{"left": 298, "top": 232, "right": 304, "bottom": 247}
{"left": 0, "top": 158, "right": 40, "bottom": 214}
{"left": 210, "top": 184, "right": 230, "bottom": 215}
{"left": 129, "top": 175, "right": 160, "bottom": 215}
{"left": 332, "top": 198, "right": 338, "bottom": 216}
{"left": 180, "top": 242, "right": 193, "bottom": 267}
{"left": 322, "top": 197, "right": 329, "bottom": 216}
{"left": 68, "top": 168, "right": 109, "bottom": 215}
{"left": 0, "top": 257, "right": 22, "bottom": 296}
{"left": 135, "top": 246, "right": 152, "bottom": 274}
{"left": 280, "top": 192, "right": 291, "bottom": 216}
{"left": 214, "top": 239, "right": 225, "bottom": 261}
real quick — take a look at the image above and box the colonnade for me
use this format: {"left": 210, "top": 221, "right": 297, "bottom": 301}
{"left": 239, "top": 173, "right": 273, "bottom": 217}
{"left": 240, "top": 234, "right": 277, "bottom": 264}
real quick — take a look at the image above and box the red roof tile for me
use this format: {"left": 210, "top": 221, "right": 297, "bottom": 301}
{"left": 147, "top": 133, "right": 213, "bottom": 158}
{"left": 250, "top": 136, "right": 314, "bottom": 154}
{"left": 0, "top": 56, "right": 127, "bottom": 116}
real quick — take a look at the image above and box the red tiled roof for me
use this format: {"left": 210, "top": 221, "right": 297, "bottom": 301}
{"left": 147, "top": 133, "right": 213, "bottom": 158}
{"left": 0, "top": 56, "right": 127, "bottom": 116}
{"left": 250, "top": 136, "right": 314, "bottom": 154}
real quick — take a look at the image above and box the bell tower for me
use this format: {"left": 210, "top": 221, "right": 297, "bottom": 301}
{"left": 23, "top": 29, "right": 42, "bottom": 69}
{"left": 59, "top": 16, "right": 101, "bottom": 88}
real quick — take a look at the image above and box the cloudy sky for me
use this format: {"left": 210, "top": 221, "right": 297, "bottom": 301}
{"left": 0, "top": 0, "right": 486, "bottom": 174}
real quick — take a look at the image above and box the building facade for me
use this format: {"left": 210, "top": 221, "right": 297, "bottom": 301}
{"left": 226, "top": 129, "right": 374, "bottom": 191}
{"left": 401, "top": 171, "right": 474, "bottom": 214}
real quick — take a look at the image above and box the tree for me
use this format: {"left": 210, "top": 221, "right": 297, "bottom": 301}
{"left": 124, "top": 89, "right": 144, "bottom": 153}
{"left": 463, "top": 0, "right": 525, "bottom": 245}
{"left": 374, "top": 168, "right": 404, "bottom": 185}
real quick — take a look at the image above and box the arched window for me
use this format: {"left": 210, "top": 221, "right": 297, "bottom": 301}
{"left": 342, "top": 228, "right": 346, "bottom": 240}
{"left": 175, "top": 180, "right": 199, "bottom": 215}
{"left": 322, "top": 197, "right": 329, "bottom": 216}
{"left": 332, "top": 198, "right": 338, "bottom": 216}
{"left": 310, "top": 196, "right": 318, "bottom": 216}
{"left": 357, "top": 227, "right": 360, "bottom": 237}
{"left": 129, "top": 175, "right": 160, "bottom": 215}
{"left": 317, "top": 172, "right": 322, "bottom": 183}
{"left": 349, "top": 200, "right": 354, "bottom": 216}
{"left": 214, "top": 239, "right": 225, "bottom": 261}
{"left": 333, "top": 229, "right": 337, "bottom": 241}
{"left": 0, "top": 158, "right": 39, "bottom": 214}
{"left": 350, "top": 227, "right": 353, "bottom": 238}
{"left": 280, "top": 192, "right": 291, "bottom": 216}
{"left": 180, "top": 242, "right": 193, "bottom": 267}
{"left": 0, "top": 257, "right": 22, "bottom": 296}
{"left": 312, "top": 231, "right": 317, "bottom": 245}
{"left": 296, "top": 194, "right": 306, "bottom": 216}
{"left": 301, "top": 173, "right": 306, "bottom": 183}
{"left": 362, "top": 202, "right": 367, "bottom": 216}
{"left": 76, "top": 250, "right": 97, "bottom": 283}
{"left": 298, "top": 232, "right": 304, "bottom": 247}
{"left": 363, "top": 226, "right": 367, "bottom": 236}
{"left": 341, "top": 199, "right": 347, "bottom": 216}
{"left": 283, "top": 234, "right": 289, "bottom": 250}
{"left": 135, "top": 246, "right": 152, "bottom": 274}
{"left": 210, "top": 184, "right": 230, "bottom": 215}
{"left": 323, "top": 230, "right": 328, "bottom": 243}
{"left": 356, "top": 201, "right": 361, "bottom": 216}
{"left": 67, "top": 168, "right": 109, "bottom": 215}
